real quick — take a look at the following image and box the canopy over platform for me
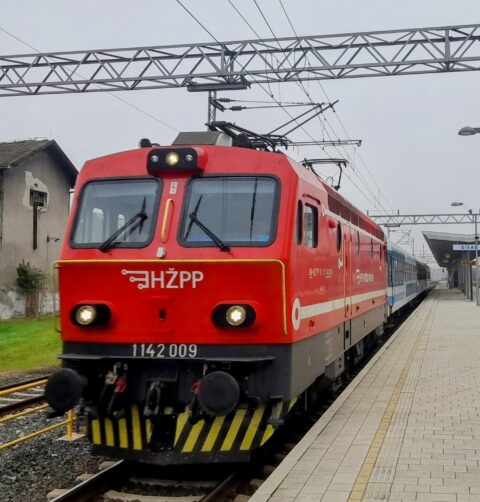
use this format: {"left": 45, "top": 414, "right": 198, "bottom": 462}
{"left": 423, "top": 230, "right": 477, "bottom": 294}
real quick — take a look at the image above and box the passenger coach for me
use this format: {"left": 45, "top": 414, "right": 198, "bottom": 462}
{"left": 387, "top": 242, "right": 432, "bottom": 315}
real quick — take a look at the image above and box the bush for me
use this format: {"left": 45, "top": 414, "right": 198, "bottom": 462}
{"left": 16, "top": 261, "right": 47, "bottom": 316}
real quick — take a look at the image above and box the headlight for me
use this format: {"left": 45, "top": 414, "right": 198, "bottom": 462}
{"left": 165, "top": 151, "right": 180, "bottom": 166}
{"left": 226, "top": 306, "right": 246, "bottom": 326}
{"left": 76, "top": 305, "right": 97, "bottom": 325}
{"left": 212, "top": 304, "right": 256, "bottom": 328}
{"left": 71, "top": 304, "right": 111, "bottom": 327}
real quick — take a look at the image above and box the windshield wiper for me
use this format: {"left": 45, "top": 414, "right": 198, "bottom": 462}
{"left": 99, "top": 197, "right": 148, "bottom": 252}
{"left": 188, "top": 212, "right": 230, "bottom": 252}
{"left": 249, "top": 178, "right": 258, "bottom": 241}
{"left": 184, "top": 195, "right": 203, "bottom": 240}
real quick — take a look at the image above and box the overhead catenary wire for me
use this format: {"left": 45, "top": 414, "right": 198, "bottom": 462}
{"left": 175, "top": 0, "right": 383, "bottom": 209}
{"left": 175, "top": 0, "right": 221, "bottom": 43}
{"left": 181, "top": 2, "right": 337, "bottom": 162}
{"left": 250, "top": 0, "right": 389, "bottom": 209}
{"left": 271, "top": 1, "right": 391, "bottom": 211}
{"left": 273, "top": 0, "right": 396, "bottom": 213}
{"left": 275, "top": 1, "right": 394, "bottom": 212}
{"left": 248, "top": 0, "right": 394, "bottom": 212}
{"left": 230, "top": 0, "right": 387, "bottom": 209}
{"left": 0, "top": 6, "right": 421, "bottom": 213}
{"left": 0, "top": 26, "right": 178, "bottom": 133}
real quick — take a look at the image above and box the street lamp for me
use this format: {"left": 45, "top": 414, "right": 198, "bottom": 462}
{"left": 451, "top": 201, "right": 479, "bottom": 306}
{"left": 458, "top": 126, "right": 480, "bottom": 136}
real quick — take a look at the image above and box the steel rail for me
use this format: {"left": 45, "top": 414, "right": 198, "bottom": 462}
{"left": 199, "top": 472, "right": 243, "bottom": 502}
{"left": 0, "top": 395, "right": 46, "bottom": 417}
{"left": 0, "top": 377, "right": 47, "bottom": 418}
{"left": 0, "top": 377, "right": 47, "bottom": 416}
{"left": 0, "top": 376, "right": 47, "bottom": 395}
{"left": 0, "top": 403, "right": 49, "bottom": 424}
{"left": 0, "top": 24, "right": 479, "bottom": 95}
{"left": 48, "top": 460, "right": 126, "bottom": 502}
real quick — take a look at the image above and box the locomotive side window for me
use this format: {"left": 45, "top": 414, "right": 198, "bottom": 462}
{"left": 356, "top": 231, "right": 360, "bottom": 255}
{"left": 180, "top": 176, "right": 278, "bottom": 247}
{"left": 71, "top": 178, "right": 161, "bottom": 248}
{"left": 336, "top": 223, "right": 342, "bottom": 252}
{"left": 303, "top": 204, "right": 318, "bottom": 248}
{"left": 296, "top": 200, "right": 303, "bottom": 245}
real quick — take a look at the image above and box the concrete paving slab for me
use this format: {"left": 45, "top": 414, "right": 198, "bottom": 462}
{"left": 251, "top": 286, "right": 480, "bottom": 501}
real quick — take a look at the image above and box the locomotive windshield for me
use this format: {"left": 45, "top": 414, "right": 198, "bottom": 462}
{"left": 180, "top": 176, "right": 278, "bottom": 247}
{"left": 71, "top": 178, "right": 160, "bottom": 248}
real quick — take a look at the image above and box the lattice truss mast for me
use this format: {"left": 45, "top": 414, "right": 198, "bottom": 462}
{"left": 0, "top": 24, "right": 479, "bottom": 96}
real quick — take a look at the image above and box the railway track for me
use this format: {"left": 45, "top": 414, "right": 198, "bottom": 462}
{"left": 0, "top": 376, "right": 48, "bottom": 418}
{"left": 49, "top": 460, "right": 245, "bottom": 501}
{"left": 46, "top": 299, "right": 425, "bottom": 502}
{"left": 44, "top": 328, "right": 397, "bottom": 502}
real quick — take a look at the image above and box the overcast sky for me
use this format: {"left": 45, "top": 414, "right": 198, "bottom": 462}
{"left": 1, "top": 0, "right": 479, "bottom": 261}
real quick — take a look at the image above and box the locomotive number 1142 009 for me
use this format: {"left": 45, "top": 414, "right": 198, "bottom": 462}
{"left": 132, "top": 343, "right": 198, "bottom": 358}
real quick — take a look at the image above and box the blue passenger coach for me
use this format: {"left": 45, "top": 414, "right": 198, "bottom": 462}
{"left": 387, "top": 243, "right": 432, "bottom": 315}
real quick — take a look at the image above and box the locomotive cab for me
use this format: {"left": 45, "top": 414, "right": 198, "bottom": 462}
{"left": 47, "top": 131, "right": 302, "bottom": 462}
{"left": 47, "top": 129, "right": 388, "bottom": 464}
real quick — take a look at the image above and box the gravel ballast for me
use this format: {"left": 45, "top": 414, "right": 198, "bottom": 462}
{"left": 0, "top": 370, "right": 104, "bottom": 501}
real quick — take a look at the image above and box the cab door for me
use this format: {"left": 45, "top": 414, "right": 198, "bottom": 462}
{"left": 344, "top": 225, "right": 352, "bottom": 318}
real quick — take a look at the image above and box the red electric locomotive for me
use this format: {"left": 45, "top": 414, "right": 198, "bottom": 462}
{"left": 46, "top": 124, "right": 387, "bottom": 464}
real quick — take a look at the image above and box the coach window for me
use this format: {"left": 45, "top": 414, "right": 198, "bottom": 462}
{"left": 388, "top": 255, "right": 393, "bottom": 286}
{"left": 336, "top": 223, "right": 342, "bottom": 252}
{"left": 304, "top": 204, "right": 318, "bottom": 248}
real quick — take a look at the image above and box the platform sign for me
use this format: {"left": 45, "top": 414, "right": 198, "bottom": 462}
{"left": 453, "top": 244, "right": 477, "bottom": 251}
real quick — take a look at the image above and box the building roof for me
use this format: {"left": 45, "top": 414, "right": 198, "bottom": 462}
{"left": 0, "top": 139, "right": 77, "bottom": 187}
{"left": 423, "top": 230, "right": 475, "bottom": 269}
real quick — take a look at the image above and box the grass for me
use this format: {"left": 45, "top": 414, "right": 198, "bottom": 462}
{"left": 0, "top": 317, "right": 62, "bottom": 373}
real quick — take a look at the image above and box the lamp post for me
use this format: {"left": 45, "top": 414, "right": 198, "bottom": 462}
{"left": 457, "top": 125, "right": 480, "bottom": 305}
{"left": 451, "top": 201, "right": 479, "bottom": 305}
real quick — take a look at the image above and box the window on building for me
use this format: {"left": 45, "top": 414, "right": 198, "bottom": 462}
{"left": 30, "top": 189, "right": 48, "bottom": 208}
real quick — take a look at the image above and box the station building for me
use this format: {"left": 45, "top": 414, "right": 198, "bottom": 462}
{"left": 0, "top": 139, "right": 76, "bottom": 318}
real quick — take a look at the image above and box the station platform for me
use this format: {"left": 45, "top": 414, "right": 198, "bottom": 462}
{"left": 251, "top": 286, "right": 480, "bottom": 502}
